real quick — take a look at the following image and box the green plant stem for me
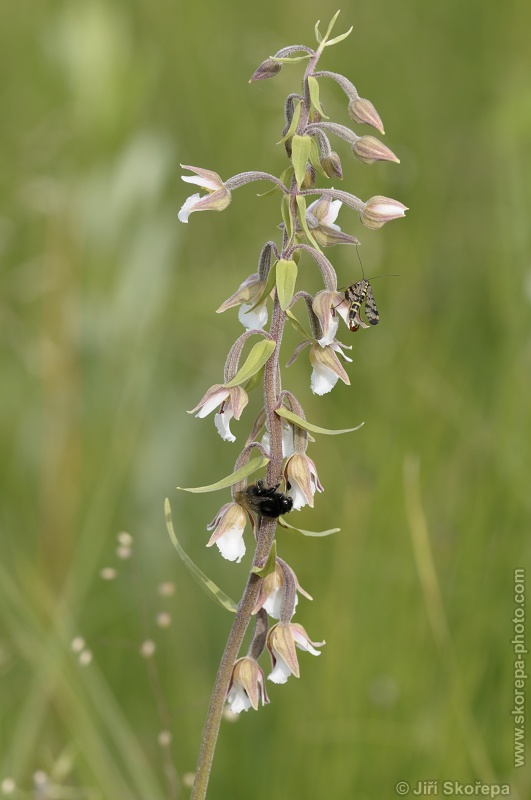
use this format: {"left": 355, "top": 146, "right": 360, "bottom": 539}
{"left": 190, "top": 298, "right": 286, "bottom": 800}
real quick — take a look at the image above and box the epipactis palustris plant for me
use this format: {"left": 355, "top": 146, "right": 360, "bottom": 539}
{"left": 172, "top": 12, "right": 407, "bottom": 799}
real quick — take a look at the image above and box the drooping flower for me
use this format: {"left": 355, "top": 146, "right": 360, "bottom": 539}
{"left": 207, "top": 502, "right": 251, "bottom": 563}
{"left": 253, "top": 561, "right": 312, "bottom": 620}
{"left": 217, "top": 272, "right": 268, "bottom": 330}
{"left": 305, "top": 196, "right": 359, "bottom": 247}
{"left": 284, "top": 453, "right": 324, "bottom": 510}
{"left": 188, "top": 384, "right": 248, "bottom": 443}
{"left": 312, "top": 289, "right": 342, "bottom": 346}
{"left": 227, "top": 657, "right": 270, "bottom": 713}
{"left": 309, "top": 342, "right": 352, "bottom": 396}
{"left": 267, "top": 622, "right": 325, "bottom": 684}
{"left": 178, "top": 165, "right": 231, "bottom": 222}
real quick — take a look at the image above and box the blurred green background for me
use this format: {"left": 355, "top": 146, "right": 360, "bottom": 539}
{"left": 1, "top": 0, "right": 529, "bottom": 797}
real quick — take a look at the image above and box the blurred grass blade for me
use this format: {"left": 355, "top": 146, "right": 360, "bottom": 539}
{"left": 165, "top": 499, "right": 237, "bottom": 612}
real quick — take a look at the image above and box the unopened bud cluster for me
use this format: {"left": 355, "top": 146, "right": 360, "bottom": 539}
{"left": 178, "top": 19, "right": 406, "bottom": 795}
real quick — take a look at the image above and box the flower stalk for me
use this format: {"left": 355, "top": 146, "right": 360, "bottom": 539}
{"left": 177, "top": 13, "right": 407, "bottom": 800}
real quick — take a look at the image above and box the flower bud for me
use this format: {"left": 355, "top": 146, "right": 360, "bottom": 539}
{"left": 249, "top": 58, "right": 282, "bottom": 82}
{"left": 352, "top": 136, "right": 399, "bottom": 165}
{"left": 359, "top": 195, "right": 408, "bottom": 229}
{"left": 321, "top": 151, "right": 343, "bottom": 180}
{"left": 348, "top": 97, "right": 385, "bottom": 135}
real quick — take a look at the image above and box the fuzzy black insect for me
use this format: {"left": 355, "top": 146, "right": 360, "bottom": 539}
{"left": 235, "top": 479, "right": 293, "bottom": 518}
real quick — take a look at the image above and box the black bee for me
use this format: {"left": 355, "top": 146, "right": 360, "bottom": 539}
{"left": 343, "top": 278, "right": 379, "bottom": 331}
{"left": 235, "top": 479, "right": 293, "bottom": 518}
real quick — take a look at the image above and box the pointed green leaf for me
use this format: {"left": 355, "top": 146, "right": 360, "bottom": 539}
{"left": 243, "top": 364, "right": 264, "bottom": 393}
{"left": 276, "top": 406, "right": 365, "bottom": 435}
{"left": 307, "top": 76, "right": 328, "bottom": 119}
{"left": 281, "top": 194, "right": 294, "bottom": 239}
{"left": 322, "top": 10, "right": 341, "bottom": 42}
{"left": 257, "top": 167, "right": 292, "bottom": 197}
{"left": 224, "top": 339, "right": 276, "bottom": 388}
{"left": 278, "top": 516, "right": 341, "bottom": 537}
{"left": 286, "top": 308, "right": 312, "bottom": 339}
{"left": 248, "top": 261, "right": 277, "bottom": 312}
{"left": 278, "top": 100, "right": 302, "bottom": 143}
{"left": 295, "top": 195, "right": 320, "bottom": 250}
{"left": 314, "top": 19, "right": 323, "bottom": 43}
{"left": 309, "top": 136, "right": 329, "bottom": 179}
{"left": 276, "top": 258, "right": 298, "bottom": 311}
{"left": 291, "top": 135, "right": 312, "bottom": 189}
{"left": 165, "top": 499, "right": 238, "bottom": 612}
{"left": 177, "top": 454, "right": 269, "bottom": 493}
{"left": 251, "top": 540, "right": 277, "bottom": 578}
{"left": 324, "top": 27, "right": 354, "bottom": 47}
{"left": 270, "top": 55, "right": 312, "bottom": 64}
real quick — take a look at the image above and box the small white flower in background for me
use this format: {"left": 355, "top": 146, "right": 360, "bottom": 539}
{"left": 267, "top": 622, "right": 324, "bottom": 684}
{"left": 100, "top": 567, "right": 117, "bottom": 580}
{"left": 140, "top": 640, "right": 156, "bottom": 658}
{"left": 178, "top": 165, "right": 232, "bottom": 222}
{"left": 207, "top": 502, "right": 251, "bottom": 563}
{"left": 189, "top": 384, "right": 248, "bottom": 443}
{"left": 79, "top": 649, "right": 93, "bottom": 667}
{"left": 226, "top": 657, "right": 269, "bottom": 713}
{"left": 309, "top": 341, "right": 351, "bottom": 396}
{"left": 284, "top": 453, "right": 324, "bottom": 510}
{"left": 71, "top": 637, "right": 85, "bottom": 653}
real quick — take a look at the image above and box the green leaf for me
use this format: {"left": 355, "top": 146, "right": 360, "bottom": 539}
{"left": 322, "top": 10, "right": 341, "bottom": 42}
{"left": 165, "top": 499, "right": 238, "bottom": 612}
{"left": 307, "top": 76, "right": 328, "bottom": 119}
{"left": 291, "top": 135, "right": 312, "bottom": 189}
{"left": 278, "top": 100, "right": 302, "bottom": 143}
{"left": 308, "top": 136, "right": 329, "bottom": 179}
{"left": 286, "top": 308, "right": 312, "bottom": 339}
{"left": 276, "top": 406, "right": 365, "bottom": 436}
{"left": 324, "top": 27, "right": 354, "bottom": 48}
{"left": 281, "top": 194, "right": 293, "bottom": 239}
{"left": 270, "top": 54, "right": 312, "bottom": 64}
{"left": 278, "top": 516, "right": 341, "bottom": 537}
{"left": 276, "top": 258, "right": 298, "bottom": 311}
{"left": 314, "top": 19, "right": 323, "bottom": 43}
{"left": 295, "top": 195, "right": 320, "bottom": 250}
{"left": 251, "top": 540, "right": 277, "bottom": 578}
{"left": 177, "top": 454, "right": 269, "bottom": 493}
{"left": 248, "top": 260, "right": 277, "bottom": 312}
{"left": 224, "top": 339, "right": 276, "bottom": 388}
{"left": 243, "top": 364, "right": 264, "bottom": 393}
